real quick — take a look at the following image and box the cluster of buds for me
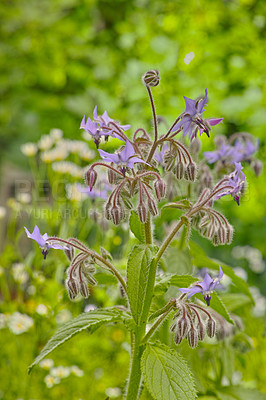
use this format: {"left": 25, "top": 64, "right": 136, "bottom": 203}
{"left": 197, "top": 209, "right": 234, "bottom": 246}
{"left": 170, "top": 302, "right": 217, "bottom": 348}
{"left": 65, "top": 246, "right": 97, "bottom": 300}
{"left": 163, "top": 141, "right": 197, "bottom": 182}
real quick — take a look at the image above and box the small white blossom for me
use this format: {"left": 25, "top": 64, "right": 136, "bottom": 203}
{"left": 49, "top": 128, "right": 63, "bottom": 141}
{"left": 39, "top": 359, "right": 54, "bottom": 370}
{"left": 36, "top": 304, "right": 48, "bottom": 316}
{"left": 38, "top": 135, "right": 54, "bottom": 151}
{"left": 184, "top": 52, "right": 195, "bottom": 65}
{"left": 12, "top": 263, "right": 29, "bottom": 285}
{"left": 16, "top": 192, "right": 31, "bottom": 204}
{"left": 21, "top": 143, "right": 38, "bottom": 157}
{"left": 44, "top": 374, "right": 60, "bottom": 388}
{"left": 8, "top": 312, "right": 34, "bottom": 335}
{"left": 50, "top": 366, "right": 71, "bottom": 379}
{"left": 105, "top": 387, "right": 122, "bottom": 398}
{"left": 55, "top": 309, "right": 72, "bottom": 324}
{"left": 71, "top": 365, "right": 84, "bottom": 377}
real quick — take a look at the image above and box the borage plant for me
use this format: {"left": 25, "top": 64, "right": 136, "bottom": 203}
{"left": 26, "top": 71, "right": 259, "bottom": 400}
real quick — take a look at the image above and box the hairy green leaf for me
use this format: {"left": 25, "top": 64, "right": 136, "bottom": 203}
{"left": 141, "top": 343, "right": 197, "bottom": 400}
{"left": 127, "top": 244, "right": 158, "bottom": 324}
{"left": 129, "top": 211, "right": 146, "bottom": 242}
{"left": 28, "top": 307, "right": 126, "bottom": 373}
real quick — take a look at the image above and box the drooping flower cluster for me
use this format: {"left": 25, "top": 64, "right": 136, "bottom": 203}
{"left": 216, "top": 162, "right": 246, "bottom": 205}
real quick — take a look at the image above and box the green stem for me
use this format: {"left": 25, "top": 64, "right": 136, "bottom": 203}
{"left": 154, "top": 219, "right": 185, "bottom": 265}
{"left": 144, "top": 213, "right": 152, "bottom": 245}
{"left": 142, "top": 303, "right": 175, "bottom": 345}
{"left": 126, "top": 327, "right": 145, "bottom": 400}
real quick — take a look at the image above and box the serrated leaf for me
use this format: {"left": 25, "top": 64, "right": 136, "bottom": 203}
{"left": 129, "top": 211, "right": 145, "bottom": 242}
{"left": 141, "top": 343, "right": 197, "bottom": 400}
{"left": 165, "top": 245, "right": 193, "bottom": 275}
{"left": 127, "top": 244, "right": 158, "bottom": 324}
{"left": 28, "top": 308, "right": 126, "bottom": 373}
{"left": 190, "top": 242, "right": 254, "bottom": 303}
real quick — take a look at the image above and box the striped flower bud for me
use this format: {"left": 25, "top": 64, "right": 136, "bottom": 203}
{"left": 142, "top": 70, "right": 160, "bottom": 87}
{"left": 111, "top": 204, "right": 124, "bottom": 225}
{"left": 176, "top": 161, "right": 184, "bottom": 179}
{"left": 84, "top": 168, "right": 97, "bottom": 191}
{"left": 170, "top": 323, "right": 177, "bottom": 332}
{"left": 217, "top": 225, "right": 227, "bottom": 245}
{"left": 174, "top": 331, "right": 183, "bottom": 345}
{"left": 190, "top": 138, "right": 201, "bottom": 154}
{"left": 197, "top": 322, "right": 205, "bottom": 341}
{"left": 105, "top": 201, "right": 112, "bottom": 220}
{"left": 66, "top": 277, "right": 79, "bottom": 300}
{"left": 212, "top": 233, "right": 220, "bottom": 247}
{"left": 226, "top": 224, "right": 234, "bottom": 244}
{"left": 147, "top": 197, "right": 158, "bottom": 216}
{"left": 206, "top": 318, "right": 216, "bottom": 338}
{"left": 108, "top": 164, "right": 118, "bottom": 184}
{"left": 251, "top": 159, "right": 263, "bottom": 177}
{"left": 177, "top": 317, "right": 188, "bottom": 337}
{"left": 64, "top": 245, "right": 74, "bottom": 261}
{"left": 138, "top": 203, "right": 148, "bottom": 223}
{"left": 207, "top": 222, "right": 216, "bottom": 240}
{"left": 154, "top": 179, "right": 166, "bottom": 201}
{"left": 186, "top": 162, "right": 197, "bottom": 181}
{"left": 79, "top": 280, "right": 90, "bottom": 298}
{"left": 187, "top": 328, "right": 198, "bottom": 348}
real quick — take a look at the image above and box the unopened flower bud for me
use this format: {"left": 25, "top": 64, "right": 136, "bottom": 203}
{"left": 187, "top": 328, "right": 198, "bottom": 348}
{"left": 212, "top": 233, "right": 220, "bottom": 247}
{"left": 66, "top": 277, "right": 79, "bottom": 300}
{"left": 174, "top": 331, "right": 183, "bottom": 345}
{"left": 218, "top": 225, "right": 227, "bottom": 245}
{"left": 111, "top": 204, "right": 124, "bottom": 225}
{"left": 206, "top": 318, "right": 216, "bottom": 338}
{"left": 186, "top": 162, "right": 197, "bottom": 181}
{"left": 105, "top": 201, "right": 112, "bottom": 220}
{"left": 176, "top": 161, "right": 184, "bottom": 179}
{"left": 84, "top": 168, "right": 97, "bottom": 190}
{"left": 177, "top": 317, "right": 188, "bottom": 337}
{"left": 142, "top": 70, "right": 160, "bottom": 87}
{"left": 64, "top": 245, "right": 74, "bottom": 261}
{"left": 170, "top": 323, "right": 177, "bottom": 332}
{"left": 138, "top": 203, "right": 148, "bottom": 223}
{"left": 226, "top": 224, "right": 234, "bottom": 244}
{"left": 190, "top": 138, "right": 201, "bottom": 154}
{"left": 79, "top": 280, "right": 90, "bottom": 298}
{"left": 251, "top": 159, "right": 263, "bottom": 176}
{"left": 165, "top": 156, "right": 176, "bottom": 171}
{"left": 154, "top": 179, "right": 166, "bottom": 201}
{"left": 207, "top": 222, "right": 216, "bottom": 240}
{"left": 197, "top": 322, "right": 205, "bottom": 341}
{"left": 147, "top": 197, "right": 158, "bottom": 216}
{"left": 108, "top": 163, "right": 118, "bottom": 184}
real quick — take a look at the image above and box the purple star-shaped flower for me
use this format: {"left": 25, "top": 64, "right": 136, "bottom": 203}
{"left": 204, "top": 142, "right": 235, "bottom": 164}
{"left": 179, "top": 266, "right": 223, "bottom": 306}
{"left": 93, "top": 106, "right": 131, "bottom": 138}
{"left": 154, "top": 145, "right": 169, "bottom": 166}
{"left": 24, "top": 225, "right": 63, "bottom": 259}
{"left": 98, "top": 140, "right": 147, "bottom": 176}
{"left": 171, "top": 89, "right": 223, "bottom": 141}
{"left": 232, "top": 138, "right": 259, "bottom": 163}
{"left": 216, "top": 162, "right": 246, "bottom": 205}
{"left": 80, "top": 115, "right": 109, "bottom": 148}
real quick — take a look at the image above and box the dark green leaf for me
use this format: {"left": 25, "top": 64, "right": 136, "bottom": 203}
{"left": 129, "top": 211, "right": 145, "bottom": 242}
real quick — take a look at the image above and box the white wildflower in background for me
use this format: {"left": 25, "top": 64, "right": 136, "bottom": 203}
{"left": 21, "top": 143, "right": 38, "bottom": 157}
{"left": 71, "top": 365, "right": 84, "bottom": 377}
{"left": 41, "top": 147, "right": 69, "bottom": 163}
{"left": 16, "top": 192, "right": 31, "bottom": 204}
{"left": 36, "top": 304, "right": 48, "bottom": 316}
{"left": 184, "top": 51, "right": 195, "bottom": 65}
{"left": 105, "top": 387, "right": 122, "bottom": 398}
{"left": 12, "top": 263, "right": 29, "bottom": 285}
{"left": 27, "top": 285, "right": 36, "bottom": 296}
{"left": 84, "top": 304, "right": 97, "bottom": 313}
{"left": 49, "top": 128, "right": 63, "bottom": 141}
{"left": 44, "top": 374, "right": 60, "bottom": 388}
{"left": 0, "top": 206, "right": 7, "bottom": 219}
{"left": 66, "top": 184, "right": 87, "bottom": 202}
{"left": 50, "top": 366, "right": 71, "bottom": 379}
{"left": 33, "top": 271, "right": 45, "bottom": 284}
{"left": 38, "top": 135, "right": 54, "bottom": 151}
{"left": 8, "top": 312, "right": 34, "bottom": 335}
{"left": 55, "top": 309, "right": 72, "bottom": 324}
{"left": 80, "top": 149, "right": 95, "bottom": 161}
{"left": 39, "top": 359, "right": 54, "bottom": 370}
{"left": 52, "top": 161, "right": 84, "bottom": 178}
